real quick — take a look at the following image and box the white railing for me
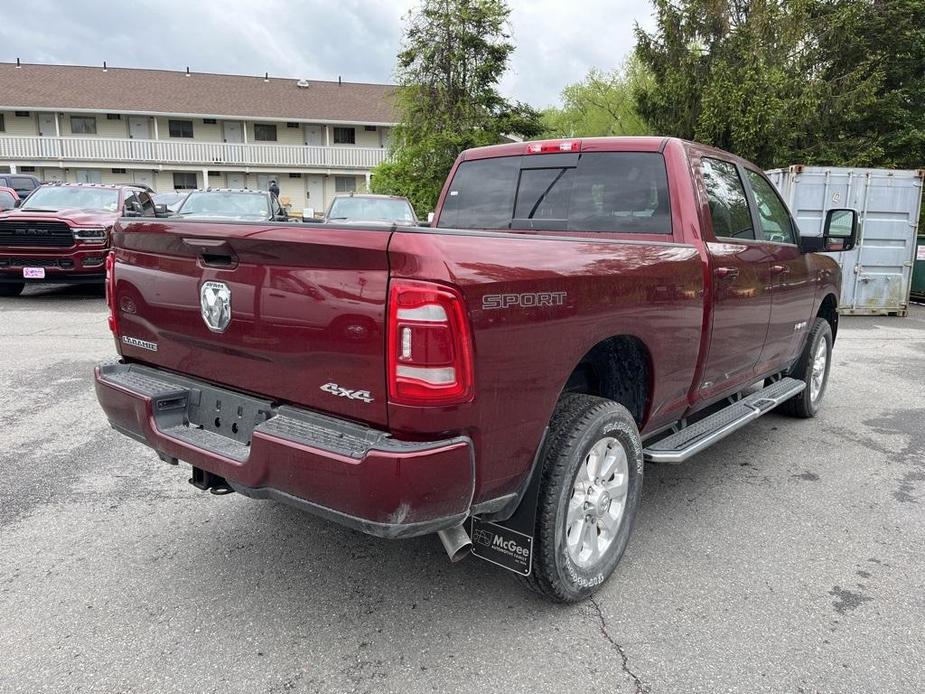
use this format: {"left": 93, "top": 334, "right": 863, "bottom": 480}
{"left": 0, "top": 136, "right": 388, "bottom": 170}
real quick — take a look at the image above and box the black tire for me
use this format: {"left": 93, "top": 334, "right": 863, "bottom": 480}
{"left": 779, "top": 317, "right": 832, "bottom": 418}
{"left": 0, "top": 283, "right": 24, "bottom": 297}
{"left": 522, "top": 394, "right": 643, "bottom": 603}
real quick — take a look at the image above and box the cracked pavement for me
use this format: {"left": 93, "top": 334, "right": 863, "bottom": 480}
{"left": 1, "top": 285, "right": 924, "bottom": 693}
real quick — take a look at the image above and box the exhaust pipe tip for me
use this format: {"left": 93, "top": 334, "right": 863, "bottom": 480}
{"left": 437, "top": 523, "right": 472, "bottom": 563}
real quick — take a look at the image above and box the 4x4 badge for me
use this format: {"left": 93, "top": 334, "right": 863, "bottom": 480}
{"left": 320, "top": 382, "right": 373, "bottom": 403}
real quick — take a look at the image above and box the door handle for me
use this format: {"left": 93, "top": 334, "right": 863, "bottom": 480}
{"left": 183, "top": 238, "right": 238, "bottom": 268}
{"left": 770, "top": 264, "right": 791, "bottom": 275}
{"left": 715, "top": 266, "right": 739, "bottom": 280}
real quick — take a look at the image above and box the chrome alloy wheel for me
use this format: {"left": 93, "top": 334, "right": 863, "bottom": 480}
{"left": 810, "top": 338, "right": 828, "bottom": 403}
{"left": 566, "top": 436, "right": 629, "bottom": 567}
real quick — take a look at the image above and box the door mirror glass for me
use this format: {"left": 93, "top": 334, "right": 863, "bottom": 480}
{"left": 822, "top": 208, "right": 858, "bottom": 251}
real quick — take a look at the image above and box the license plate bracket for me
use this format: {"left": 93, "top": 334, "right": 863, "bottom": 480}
{"left": 187, "top": 386, "right": 273, "bottom": 445}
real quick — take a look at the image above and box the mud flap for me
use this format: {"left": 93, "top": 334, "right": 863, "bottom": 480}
{"left": 470, "top": 430, "right": 546, "bottom": 577}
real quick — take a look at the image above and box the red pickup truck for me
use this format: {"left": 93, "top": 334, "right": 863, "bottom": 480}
{"left": 0, "top": 182, "right": 147, "bottom": 296}
{"left": 94, "top": 137, "right": 857, "bottom": 602}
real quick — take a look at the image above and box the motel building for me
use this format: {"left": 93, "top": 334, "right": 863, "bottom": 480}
{"left": 0, "top": 61, "right": 396, "bottom": 216}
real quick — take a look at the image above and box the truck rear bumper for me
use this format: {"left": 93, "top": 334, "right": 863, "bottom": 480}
{"left": 95, "top": 362, "right": 475, "bottom": 538}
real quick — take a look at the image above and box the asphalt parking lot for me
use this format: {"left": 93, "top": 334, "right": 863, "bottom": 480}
{"left": 1, "top": 285, "right": 923, "bottom": 694}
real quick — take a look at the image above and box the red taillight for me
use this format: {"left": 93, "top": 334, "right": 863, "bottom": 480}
{"left": 105, "top": 252, "right": 118, "bottom": 335}
{"left": 387, "top": 280, "right": 474, "bottom": 406}
{"left": 526, "top": 139, "right": 582, "bottom": 154}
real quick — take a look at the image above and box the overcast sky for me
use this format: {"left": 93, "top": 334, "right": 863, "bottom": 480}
{"left": 1, "top": 0, "right": 655, "bottom": 108}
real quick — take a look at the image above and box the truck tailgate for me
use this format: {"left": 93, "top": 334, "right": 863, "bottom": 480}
{"left": 111, "top": 220, "right": 391, "bottom": 427}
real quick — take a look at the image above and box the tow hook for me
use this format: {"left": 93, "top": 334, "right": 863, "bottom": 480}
{"left": 189, "top": 467, "right": 235, "bottom": 495}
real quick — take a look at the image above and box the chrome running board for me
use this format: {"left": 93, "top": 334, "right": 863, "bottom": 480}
{"left": 643, "top": 377, "right": 805, "bottom": 464}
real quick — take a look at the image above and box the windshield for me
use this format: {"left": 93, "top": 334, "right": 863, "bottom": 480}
{"left": 21, "top": 186, "right": 120, "bottom": 212}
{"left": 175, "top": 191, "right": 269, "bottom": 220}
{"left": 153, "top": 193, "right": 187, "bottom": 206}
{"left": 328, "top": 197, "right": 415, "bottom": 223}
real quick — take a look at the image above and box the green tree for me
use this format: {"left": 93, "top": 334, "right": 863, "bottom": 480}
{"left": 542, "top": 59, "right": 652, "bottom": 137}
{"left": 793, "top": 0, "right": 924, "bottom": 169}
{"left": 634, "top": 0, "right": 812, "bottom": 168}
{"left": 633, "top": 0, "right": 924, "bottom": 172}
{"left": 371, "top": 0, "right": 543, "bottom": 214}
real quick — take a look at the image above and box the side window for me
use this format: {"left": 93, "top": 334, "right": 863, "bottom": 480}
{"left": 437, "top": 157, "right": 520, "bottom": 229}
{"left": 701, "top": 158, "right": 754, "bottom": 240}
{"left": 746, "top": 171, "right": 796, "bottom": 244}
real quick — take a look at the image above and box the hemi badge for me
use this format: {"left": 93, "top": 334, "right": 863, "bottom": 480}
{"left": 122, "top": 335, "right": 158, "bottom": 352}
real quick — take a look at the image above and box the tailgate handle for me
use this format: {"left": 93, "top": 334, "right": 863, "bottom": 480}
{"left": 183, "top": 238, "right": 238, "bottom": 268}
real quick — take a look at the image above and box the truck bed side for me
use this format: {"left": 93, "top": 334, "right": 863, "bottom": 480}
{"left": 387, "top": 228, "right": 705, "bottom": 503}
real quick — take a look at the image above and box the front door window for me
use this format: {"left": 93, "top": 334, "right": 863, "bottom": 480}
{"left": 745, "top": 171, "right": 796, "bottom": 244}
{"left": 702, "top": 158, "right": 754, "bottom": 241}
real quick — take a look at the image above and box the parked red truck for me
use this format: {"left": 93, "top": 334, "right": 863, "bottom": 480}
{"left": 95, "top": 137, "right": 857, "bottom": 601}
{"left": 0, "top": 182, "right": 147, "bottom": 296}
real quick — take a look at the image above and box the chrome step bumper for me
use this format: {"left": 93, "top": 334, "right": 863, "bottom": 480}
{"left": 643, "top": 377, "right": 805, "bottom": 464}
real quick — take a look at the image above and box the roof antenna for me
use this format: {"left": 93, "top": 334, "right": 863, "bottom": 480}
{"left": 186, "top": 66, "right": 190, "bottom": 77}
{"left": 16, "top": 58, "right": 21, "bottom": 68}
{"left": 103, "top": 61, "right": 108, "bottom": 72}
{"left": 264, "top": 72, "right": 269, "bottom": 82}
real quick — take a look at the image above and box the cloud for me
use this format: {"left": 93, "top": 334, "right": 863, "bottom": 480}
{"left": 0, "top": 0, "right": 654, "bottom": 107}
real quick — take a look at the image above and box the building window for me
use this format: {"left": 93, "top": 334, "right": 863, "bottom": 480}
{"left": 173, "top": 172, "right": 198, "bottom": 190}
{"left": 14, "top": 111, "right": 29, "bottom": 117}
{"left": 334, "top": 176, "right": 357, "bottom": 193}
{"left": 106, "top": 113, "right": 122, "bottom": 120}
{"left": 254, "top": 123, "right": 277, "bottom": 142}
{"left": 75, "top": 169, "right": 103, "bottom": 184}
{"left": 288, "top": 172, "right": 302, "bottom": 178}
{"left": 203, "top": 118, "right": 217, "bottom": 125}
{"left": 20, "top": 166, "right": 36, "bottom": 173}
{"left": 168, "top": 119, "right": 194, "bottom": 138}
{"left": 70, "top": 116, "right": 97, "bottom": 134}
{"left": 208, "top": 170, "right": 221, "bottom": 177}
{"left": 0, "top": 114, "right": 4, "bottom": 132}
{"left": 364, "top": 125, "right": 377, "bottom": 132}
{"left": 333, "top": 127, "right": 356, "bottom": 145}
{"left": 111, "top": 168, "right": 127, "bottom": 174}
{"left": 286, "top": 122, "right": 299, "bottom": 128}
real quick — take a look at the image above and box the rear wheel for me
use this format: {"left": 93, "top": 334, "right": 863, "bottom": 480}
{"left": 522, "top": 394, "right": 643, "bottom": 603}
{"left": 0, "top": 283, "right": 24, "bottom": 297}
{"left": 780, "top": 317, "right": 832, "bottom": 418}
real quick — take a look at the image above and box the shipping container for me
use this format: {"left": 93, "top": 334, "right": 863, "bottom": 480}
{"left": 912, "top": 236, "right": 925, "bottom": 302}
{"left": 767, "top": 166, "right": 924, "bottom": 316}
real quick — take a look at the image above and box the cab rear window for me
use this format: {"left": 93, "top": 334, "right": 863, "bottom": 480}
{"left": 438, "top": 152, "right": 671, "bottom": 233}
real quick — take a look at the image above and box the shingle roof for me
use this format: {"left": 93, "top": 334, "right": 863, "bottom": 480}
{"left": 0, "top": 62, "right": 398, "bottom": 124}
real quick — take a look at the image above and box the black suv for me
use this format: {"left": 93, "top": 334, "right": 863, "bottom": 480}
{"left": 0, "top": 174, "right": 42, "bottom": 199}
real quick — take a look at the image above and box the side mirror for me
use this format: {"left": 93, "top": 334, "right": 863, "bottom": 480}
{"left": 822, "top": 208, "right": 858, "bottom": 252}
{"left": 800, "top": 208, "right": 858, "bottom": 253}
{"left": 154, "top": 204, "right": 170, "bottom": 217}
{"left": 426, "top": 211, "right": 435, "bottom": 224}
{"left": 14, "top": 199, "right": 21, "bottom": 208}
{"left": 123, "top": 200, "right": 144, "bottom": 217}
